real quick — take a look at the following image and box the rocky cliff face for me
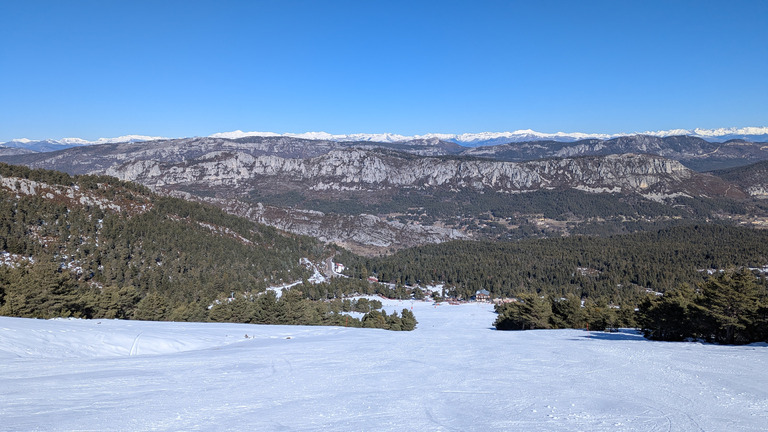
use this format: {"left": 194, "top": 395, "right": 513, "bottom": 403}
{"left": 0, "top": 138, "right": 756, "bottom": 252}
{"left": 105, "top": 149, "right": 739, "bottom": 200}
{"left": 463, "top": 135, "right": 768, "bottom": 171}
{"left": 4, "top": 134, "right": 767, "bottom": 175}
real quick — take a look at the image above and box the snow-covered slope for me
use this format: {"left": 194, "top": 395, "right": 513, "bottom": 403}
{"left": 1, "top": 299, "right": 766, "bottom": 431}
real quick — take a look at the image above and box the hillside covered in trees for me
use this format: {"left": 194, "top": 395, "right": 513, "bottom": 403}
{"left": 3, "top": 163, "right": 767, "bottom": 341}
{"left": 339, "top": 225, "right": 768, "bottom": 304}
{"left": 0, "top": 163, "right": 416, "bottom": 330}
{"left": 336, "top": 224, "right": 768, "bottom": 343}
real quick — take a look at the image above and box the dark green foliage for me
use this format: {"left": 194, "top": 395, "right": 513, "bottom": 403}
{"left": 250, "top": 186, "right": 743, "bottom": 222}
{"left": 207, "top": 289, "right": 417, "bottom": 330}
{"left": 493, "top": 294, "right": 627, "bottom": 331}
{"left": 494, "top": 294, "right": 552, "bottom": 330}
{"left": 582, "top": 299, "right": 620, "bottom": 331}
{"left": 700, "top": 270, "right": 766, "bottom": 344}
{"left": 248, "top": 182, "right": 759, "bottom": 241}
{"left": 0, "top": 183, "right": 320, "bottom": 309}
{"left": 133, "top": 292, "right": 170, "bottom": 321}
{"left": 344, "top": 225, "right": 768, "bottom": 305}
{"left": 400, "top": 308, "right": 417, "bottom": 331}
{"left": 0, "top": 165, "right": 375, "bottom": 327}
{"left": 549, "top": 294, "right": 584, "bottom": 329}
{"left": 0, "top": 261, "right": 96, "bottom": 319}
{"left": 638, "top": 270, "right": 768, "bottom": 344}
{"left": 637, "top": 286, "right": 702, "bottom": 341}
{"left": 95, "top": 285, "right": 141, "bottom": 319}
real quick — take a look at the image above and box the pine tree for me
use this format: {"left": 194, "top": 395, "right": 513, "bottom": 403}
{"left": 700, "top": 270, "right": 764, "bottom": 344}
{"left": 133, "top": 292, "right": 169, "bottom": 321}
{"left": 494, "top": 294, "right": 552, "bottom": 330}
{"left": 637, "top": 285, "right": 701, "bottom": 341}
{"left": 401, "top": 308, "right": 417, "bottom": 331}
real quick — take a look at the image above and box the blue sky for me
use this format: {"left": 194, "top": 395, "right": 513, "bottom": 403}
{"left": 1, "top": 0, "right": 766, "bottom": 141}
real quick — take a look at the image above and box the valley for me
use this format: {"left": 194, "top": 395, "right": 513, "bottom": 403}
{"left": 2, "top": 134, "right": 768, "bottom": 253}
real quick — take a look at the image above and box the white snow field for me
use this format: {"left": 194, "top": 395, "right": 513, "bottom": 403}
{"left": 2, "top": 300, "right": 767, "bottom": 431}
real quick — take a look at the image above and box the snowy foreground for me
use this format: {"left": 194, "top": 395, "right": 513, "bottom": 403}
{"left": 2, "top": 300, "right": 767, "bottom": 431}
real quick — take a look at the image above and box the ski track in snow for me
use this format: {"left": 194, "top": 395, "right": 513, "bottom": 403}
{"left": 1, "top": 300, "right": 767, "bottom": 431}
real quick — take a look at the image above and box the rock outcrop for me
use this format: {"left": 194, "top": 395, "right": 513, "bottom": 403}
{"left": 106, "top": 149, "right": 739, "bottom": 200}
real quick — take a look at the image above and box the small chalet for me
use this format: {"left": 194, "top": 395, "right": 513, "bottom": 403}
{"left": 475, "top": 289, "right": 490, "bottom": 302}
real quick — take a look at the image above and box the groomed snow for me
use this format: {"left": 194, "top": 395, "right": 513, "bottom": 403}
{"left": 1, "top": 300, "right": 767, "bottom": 431}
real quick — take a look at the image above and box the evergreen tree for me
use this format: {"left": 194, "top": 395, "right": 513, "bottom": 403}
{"left": 700, "top": 270, "right": 765, "bottom": 344}
{"left": 637, "top": 285, "right": 701, "bottom": 341}
{"left": 133, "top": 292, "right": 169, "bottom": 321}
{"left": 549, "top": 294, "right": 584, "bottom": 329}
{"left": 401, "top": 308, "right": 417, "bottom": 331}
{"left": 494, "top": 294, "right": 552, "bottom": 330}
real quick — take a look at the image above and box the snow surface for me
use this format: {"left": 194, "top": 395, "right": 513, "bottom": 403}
{"left": 1, "top": 300, "right": 767, "bottom": 431}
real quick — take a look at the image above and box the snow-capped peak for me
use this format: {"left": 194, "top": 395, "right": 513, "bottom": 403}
{"left": 209, "top": 130, "right": 281, "bottom": 140}
{"left": 0, "top": 135, "right": 169, "bottom": 152}
{"left": 4, "top": 127, "right": 766, "bottom": 152}
{"left": 206, "top": 127, "right": 768, "bottom": 146}
{"left": 691, "top": 127, "right": 768, "bottom": 137}
{"left": 209, "top": 130, "right": 412, "bottom": 143}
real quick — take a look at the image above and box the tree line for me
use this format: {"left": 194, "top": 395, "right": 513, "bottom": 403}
{"left": 493, "top": 269, "right": 768, "bottom": 345}
{"left": 494, "top": 293, "right": 635, "bottom": 331}
{"left": 339, "top": 224, "right": 768, "bottom": 305}
{"left": 637, "top": 270, "right": 767, "bottom": 344}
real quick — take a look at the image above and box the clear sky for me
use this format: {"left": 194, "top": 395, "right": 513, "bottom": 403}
{"left": 1, "top": 0, "right": 766, "bottom": 141}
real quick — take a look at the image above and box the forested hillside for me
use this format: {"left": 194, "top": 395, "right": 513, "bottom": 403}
{"left": 3, "top": 162, "right": 766, "bottom": 338}
{"left": 0, "top": 163, "right": 420, "bottom": 328}
{"left": 5, "top": 137, "right": 767, "bottom": 254}
{"left": 339, "top": 225, "right": 768, "bottom": 304}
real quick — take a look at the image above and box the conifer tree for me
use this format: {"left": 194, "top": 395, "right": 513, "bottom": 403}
{"left": 637, "top": 285, "right": 701, "bottom": 341}
{"left": 700, "top": 270, "right": 764, "bottom": 344}
{"left": 494, "top": 294, "right": 552, "bottom": 330}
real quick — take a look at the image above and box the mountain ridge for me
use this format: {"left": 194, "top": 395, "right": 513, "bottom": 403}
{"left": 1, "top": 136, "right": 766, "bottom": 253}
{"left": 4, "top": 126, "right": 767, "bottom": 151}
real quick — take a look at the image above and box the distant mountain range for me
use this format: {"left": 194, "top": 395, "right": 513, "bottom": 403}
{"left": 3, "top": 127, "right": 767, "bottom": 153}
{"left": 208, "top": 127, "right": 768, "bottom": 146}
{"left": 4, "top": 133, "right": 766, "bottom": 173}
{"left": 2, "top": 134, "right": 768, "bottom": 253}
{"left": 0, "top": 135, "right": 166, "bottom": 153}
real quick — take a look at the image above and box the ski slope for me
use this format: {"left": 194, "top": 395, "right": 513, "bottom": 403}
{"left": 1, "top": 299, "right": 767, "bottom": 431}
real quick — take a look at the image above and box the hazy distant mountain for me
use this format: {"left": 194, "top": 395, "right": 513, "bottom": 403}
{"left": 0, "top": 146, "right": 36, "bottom": 156}
{"left": 4, "top": 127, "right": 766, "bottom": 153}
{"left": 0, "top": 135, "right": 167, "bottom": 152}
{"left": 712, "top": 160, "right": 768, "bottom": 199}
{"left": 209, "top": 126, "right": 768, "bottom": 147}
{"left": 4, "top": 133, "right": 765, "bottom": 173}
{"left": 462, "top": 135, "right": 768, "bottom": 171}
